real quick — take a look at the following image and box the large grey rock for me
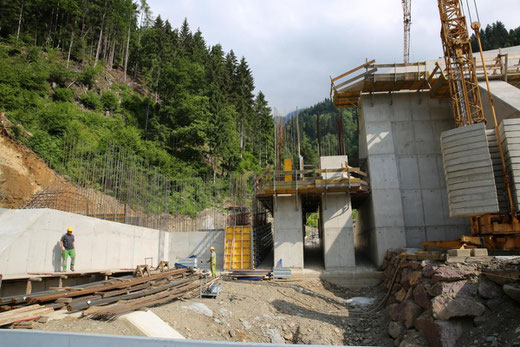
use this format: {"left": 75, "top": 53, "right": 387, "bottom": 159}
{"left": 431, "top": 294, "right": 486, "bottom": 320}
{"left": 388, "top": 321, "right": 405, "bottom": 339}
{"left": 428, "top": 280, "right": 477, "bottom": 297}
{"left": 478, "top": 278, "right": 502, "bottom": 299}
{"left": 415, "top": 310, "right": 463, "bottom": 347}
{"left": 431, "top": 267, "right": 472, "bottom": 283}
{"left": 389, "top": 302, "right": 403, "bottom": 321}
{"left": 399, "top": 330, "right": 429, "bottom": 347}
{"left": 422, "top": 262, "right": 439, "bottom": 278}
{"left": 401, "top": 300, "right": 423, "bottom": 329}
{"left": 486, "top": 297, "right": 506, "bottom": 312}
{"left": 503, "top": 284, "right": 520, "bottom": 303}
{"left": 413, "top": 284, "right": 431, "bottom": 309}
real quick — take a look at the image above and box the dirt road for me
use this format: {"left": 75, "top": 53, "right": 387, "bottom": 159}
{"left": 35, "top": 278, "right": 393, "bottom": 346}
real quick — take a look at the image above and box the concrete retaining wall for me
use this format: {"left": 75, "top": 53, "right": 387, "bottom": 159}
{"left": 168, "top": 230, "right": 225, "bottom": 271}
{"left": 0, "top": 208, "right": 225, "bottom": 276}
{"left": 358, "top": 92, "right": 468, "bottom": 265}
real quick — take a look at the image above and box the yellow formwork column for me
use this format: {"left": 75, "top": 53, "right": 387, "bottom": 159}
{"left": 224, "top": 225, "right": 252, "bottom": 270}
{"left": 284, "top": 158, "right": 292, "bottom": 182}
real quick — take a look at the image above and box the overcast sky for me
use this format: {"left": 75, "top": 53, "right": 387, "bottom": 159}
{"left": 147, "top": 0, "right": 519, "bottom": 115}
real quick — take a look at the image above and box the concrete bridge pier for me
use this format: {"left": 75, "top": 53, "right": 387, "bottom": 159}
{"left": 320, "top": 192, "right": 356, "bottom": 270}
{"left": 273, "top": 195, "right": 304, "bottom": 268}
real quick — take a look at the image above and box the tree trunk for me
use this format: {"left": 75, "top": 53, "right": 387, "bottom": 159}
{"left": 95, "top": 11, "right": 106, "bottom": 65}
{"left": 66, "top": 31, "right": 74, "bottom": 68}
{"left": 16, "top": 3, "right": 24, "bottom": 40}
{"left": 46, "top": 6, "right": 55, "bottom": 46}
{"left": 123, "top": 25, "right": 131, "bottom": 81}
{"left": 108, "top": 39, "right": 115, "bottom": 70}
{"left": 102, "top": 32, "right": 108, "bottom": 61}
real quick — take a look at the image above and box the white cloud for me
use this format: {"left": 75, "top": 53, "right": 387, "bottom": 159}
{"left": 148, "top": 0, "right": 520, "bottom": 114}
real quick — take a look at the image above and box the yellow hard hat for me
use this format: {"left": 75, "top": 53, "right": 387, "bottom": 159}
{"left": 210, "top": 246, "right": 215, "bottom": 250}
{"left": 67, "top": 227, "right": 73, "bottom": 232}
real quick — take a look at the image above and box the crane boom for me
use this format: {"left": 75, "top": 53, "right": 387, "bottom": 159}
{"left": 437, "top": 0, "right": 485, "bottom": 127}
{"left": 402, "top": 0, "right": 411, "bottom": 63}
{"left": 433, "top": 0, "right": 520, "bottom": 243}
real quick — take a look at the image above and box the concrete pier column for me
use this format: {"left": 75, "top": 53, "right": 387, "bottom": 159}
{"left": 321, "top": 193, "right": 355, "bottom": 270}
{"left": 273, "top": 195, "right": 304, "bottom": 268}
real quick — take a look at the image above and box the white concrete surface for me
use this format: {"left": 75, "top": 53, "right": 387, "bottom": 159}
{"left": 168, "top": 230, "right": 224, "bottom": 272}
{"left": 480, "top": 80, "right": 520, "bottom": 125}
{"left": 0, "top": 208, "right": 225, "bottom": 276}
{"left": 357, "top": 92, "right": 468, "bottom": 265}
{"left": 118, "top": 310, "right": 185, "bottom": 339}
{"left": 273, "top": 195, "right": 304, "bottom": 268}
{"left": 321, "top": 193, "right": 355, "bottom": 269}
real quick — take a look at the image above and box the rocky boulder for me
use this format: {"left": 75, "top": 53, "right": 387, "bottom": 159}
{"left": 428, "top": 280, "right": 477, "bottom": 297}
{"left": 431, "top": 294, "right": 485, "bottom": 320}
{"left": 413, "top": 284, "right": 431, "bottom": 309}
{"left": 503, "top": 283, "right": 520, "bottom": 304}
{"left": 401, "top": 300, "right": 423, "bottom": 329}
{"left": 415, "top": 310, "right": 463, "bottom": 347}
{"left": 389, "top": 303, "right": 403, "bottom": 321}
{"left": 388, "top": 321, "right": 405, "bottom": 339}
{"left": 431, "top": 267, "right": 472, "bottom": 283}
{"left": 477, "top": 278, "right": 502, "bottom": 299}
{"left": 422, "top": 262, "right": 438, "bottom": 278}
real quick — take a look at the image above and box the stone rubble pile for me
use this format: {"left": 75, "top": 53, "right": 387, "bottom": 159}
{"left": 381, "top": 249, "right": 520, "bottom": 347}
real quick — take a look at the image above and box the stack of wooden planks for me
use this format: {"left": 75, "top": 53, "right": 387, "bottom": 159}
{"left": 0, "top": 304, "right": 53, "bottom": 328}
{"left": 0, "top": 268, "right": 213, "bottom": 323}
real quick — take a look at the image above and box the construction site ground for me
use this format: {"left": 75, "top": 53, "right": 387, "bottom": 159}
{"left": 33, "top": 278, "right": 393, "bottom": 346}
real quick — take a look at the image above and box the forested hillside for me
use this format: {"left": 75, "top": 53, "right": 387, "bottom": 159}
{"left": 0, "top": 0, "right": 274, "bottom": 190}
{"left": 471, "top": 21, "right": 520, "bottom": 52}
{"left": 284, "top": 99, "right": 358, "bottom": 167}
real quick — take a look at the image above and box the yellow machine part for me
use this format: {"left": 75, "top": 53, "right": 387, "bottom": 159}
{"left": 224, "top": 226, "right": 252, "bottom": 270}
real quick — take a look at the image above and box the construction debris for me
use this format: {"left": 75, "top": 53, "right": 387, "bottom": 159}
{"left": 228, "top": 270, "right": 271, "bottom": 281}
{"left": 0, "top": 267, "right": 214, "bottom": 325}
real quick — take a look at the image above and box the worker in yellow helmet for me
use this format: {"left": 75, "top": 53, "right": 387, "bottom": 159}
{"left": 60, "top": 227, "right": 76, "bottom": 272}
{"left": 206, "top": 246, "right": 216, "bottom": 278}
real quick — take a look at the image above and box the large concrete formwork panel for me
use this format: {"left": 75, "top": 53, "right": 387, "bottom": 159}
{"left": 486, "top": 129, "right": 508, "bottom": 212}
{"left": 499, "top": 118, "right": 520, "bottom": 210}
{"left": 440, "top": 123, "right": 499, "bottom": 217}
{"left": 273, "top": 195, "right": 304, "bottom": 268}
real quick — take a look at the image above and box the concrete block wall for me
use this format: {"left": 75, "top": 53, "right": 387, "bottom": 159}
{"left": 273, "top": 195, "right": 304, "bottom": 268}
{"left": 0, "top": 208, "right": 225, "bottom": 275}
{"left": 440, "top": 123, "right": 499, "bottom": 217}
{"left": 358, "top": 92, "right": 468, "bottom": 265}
